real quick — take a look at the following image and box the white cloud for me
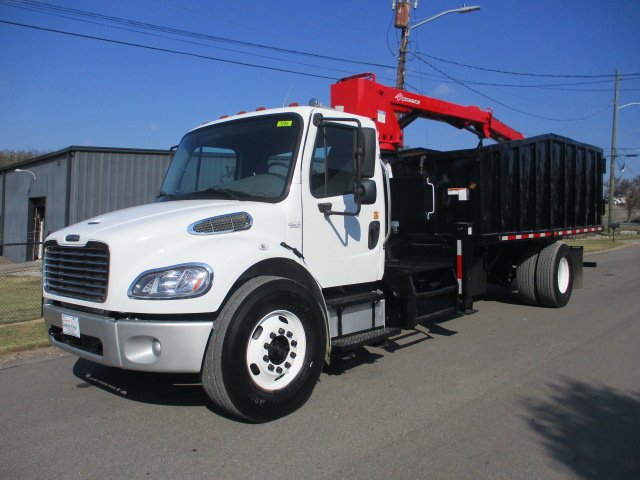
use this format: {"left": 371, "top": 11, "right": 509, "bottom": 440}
{"left": 429, "top": 83, "right": 454, "bottom": 98}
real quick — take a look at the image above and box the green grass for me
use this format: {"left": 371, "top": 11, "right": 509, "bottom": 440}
{"left": 0, "top": 319, "right": 49, "bottom": 355}
{"left": 0, "top": 275, "right": 43, "bottom": 324}
{"left": 618, "top": 225, "right": 640, "bottom": 233}
{"left": 564, "top": 237, "right": 639, "bottom": 253}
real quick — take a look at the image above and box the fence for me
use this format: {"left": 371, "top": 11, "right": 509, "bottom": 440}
{"left": 0, "top": 240, "right": 43, "bottom": 324}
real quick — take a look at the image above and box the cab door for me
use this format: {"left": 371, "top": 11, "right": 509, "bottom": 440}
{"left": 301, "top": 120, "right": 384, "bottom": 288}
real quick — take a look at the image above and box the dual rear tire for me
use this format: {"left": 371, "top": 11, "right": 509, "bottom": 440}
{"left": 516, "top": 242, "right": 573, "bottom": 308}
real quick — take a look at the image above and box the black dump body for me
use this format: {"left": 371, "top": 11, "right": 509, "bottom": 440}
{"left": 390, "top": 134, "right": 604, "bottom": 242}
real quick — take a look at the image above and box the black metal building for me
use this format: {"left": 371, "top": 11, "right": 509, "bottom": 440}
{"left": 0, "top": 146, "right": 170, "bottom": 262}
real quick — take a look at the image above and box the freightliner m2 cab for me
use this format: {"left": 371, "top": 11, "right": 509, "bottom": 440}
{"left": 43, "top": 74, "right": 604, "bottom": 421}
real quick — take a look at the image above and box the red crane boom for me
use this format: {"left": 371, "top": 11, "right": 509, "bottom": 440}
{"left": 330, "top": 72, "right": 524, "bottom": 151}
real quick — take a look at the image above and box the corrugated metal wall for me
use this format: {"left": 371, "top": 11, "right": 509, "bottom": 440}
{"left": 2, "top": 153, "right": 69, "bottom": 261}
{"left": 1, "top": 148, "right": 170, "bottom": 261}
{"left": 68, "top": 150, "right": 170, "bottom": 224}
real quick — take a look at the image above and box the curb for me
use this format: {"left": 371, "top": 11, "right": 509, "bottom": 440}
{"left": 0, "top": 345, "right": 70, "bottom": 370}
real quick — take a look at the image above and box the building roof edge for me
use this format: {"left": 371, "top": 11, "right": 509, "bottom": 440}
{"left": 1, "top": 146, "right": 170, "bottom": 173}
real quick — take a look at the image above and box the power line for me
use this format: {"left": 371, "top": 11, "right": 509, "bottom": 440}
{"left": 7, "top": 11, "right": 625, "bottom": 98}
{"left": 4, "top": 0, "right": 413, "bottom": 83}
{"left": 419, "top": 52, "right": 640, "bottom": 78}
{"left": 402, "top": 62, "right": 640, "bottom": 91}
{"left": 8, "top": 6, "right": 363, "bottom": 77}
{"left": 5, "top": 0, "right": 640, "bottom": 93}
{"left": 0, "top": 18, "right": 618, "bottom": 124}
{"left": 1, "top": 0, "right": 394, "bottom": 70}
{"left": 466, "top": 77, "right": 640, "bottom": 89}
{"left": 403, "top": 72, "right": 640, "bottom": 93}
{"left": 414, "top": 52, "right": 612, "bottom": 122}
{"left": 405, "top": 52, "right": 640, "bottom": 89}
{"left": 0, "top": 19, "right": 339, "bottom": 80}
{"left": 523, "top": 86, "right": 640, "bottom": 92}
{"left": 154, "top": 0, "right": 369, "bottom": 48}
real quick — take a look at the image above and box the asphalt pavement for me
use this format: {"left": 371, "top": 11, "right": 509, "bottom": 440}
{"left": 1, "top": 245, "right": 639, "bottom": 480}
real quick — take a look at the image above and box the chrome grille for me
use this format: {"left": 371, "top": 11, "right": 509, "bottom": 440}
{"left": 188, "top": 212, "right": 253, "bottom": 235}
{"left": 44, "top": 243, "right": 109, "bottom": 303}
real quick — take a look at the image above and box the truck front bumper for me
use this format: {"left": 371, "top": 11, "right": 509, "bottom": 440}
{"left": 44, "top": 303, "right": 213, "bottom": 373}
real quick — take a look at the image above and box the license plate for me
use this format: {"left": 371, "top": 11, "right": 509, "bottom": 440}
{"left": 61, "top": 314, "right": 81, "bottom": 338}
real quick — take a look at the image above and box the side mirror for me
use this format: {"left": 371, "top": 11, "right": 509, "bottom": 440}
{"left": 356, "top": 179, "right": 377, "bottom": 205}
{"left": 319, "top": 180, "right": 377, "bottom": 216}
{"left": 360, "top": 128, "right": 377, "bottom": 178}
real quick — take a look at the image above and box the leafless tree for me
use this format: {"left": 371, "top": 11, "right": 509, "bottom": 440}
{"left": 615, "top": 176, "right": 640, "bottom": 222}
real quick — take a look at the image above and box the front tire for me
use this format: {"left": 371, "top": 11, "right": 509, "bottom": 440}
{"left": 201, "top": 276, "right": 326, "bottom": 422}
{"left": 535, "top": 242, "right": 573, "bottom": 308}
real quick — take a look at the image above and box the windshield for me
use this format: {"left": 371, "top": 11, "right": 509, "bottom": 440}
{"left": 159, "top": 113, "right": 302, "bottom": 202}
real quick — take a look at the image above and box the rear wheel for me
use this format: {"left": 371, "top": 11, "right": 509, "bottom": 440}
{"left": 516, "top": 245, "right": 540, "bottom": 305}
{"left": 201, "top": 276, "right": 326, "bottom": 422}
{"left": 535, "top": 242, "right": 573, "bottom": 308}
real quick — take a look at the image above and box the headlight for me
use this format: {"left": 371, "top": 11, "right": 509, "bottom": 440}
{"left": 128, "top": 264, "right": 213, "bottom": 299}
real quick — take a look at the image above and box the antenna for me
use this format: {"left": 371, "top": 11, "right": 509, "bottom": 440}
{"left": 282, "top": 75, "right": 298, "bottom": 107}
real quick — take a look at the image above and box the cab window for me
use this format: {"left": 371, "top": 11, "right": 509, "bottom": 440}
{"left": 310, "top": 125, "right": 356, "bottom": 198}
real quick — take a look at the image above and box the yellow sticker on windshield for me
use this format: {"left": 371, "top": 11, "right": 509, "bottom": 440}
{"left": 277, "top": 120, "right": 293, "bottom": 127}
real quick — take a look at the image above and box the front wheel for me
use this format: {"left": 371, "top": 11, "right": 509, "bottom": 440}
{"left": 201, "top": 276, "right": 326, "bottom": 422}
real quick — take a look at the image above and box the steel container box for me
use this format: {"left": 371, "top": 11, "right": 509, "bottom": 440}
{"left": 391, "top": 134, "right": 604, "bottom": 239}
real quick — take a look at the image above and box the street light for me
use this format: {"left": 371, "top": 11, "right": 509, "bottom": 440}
{"left": 608, "top": 70, "right": 639, "bottom": 232}
{"left": 618, "top": 102, "right": 640, "bottom": 110}
{"left": 14, "top": 168, "right": 37, "bottom": 181}
{"left": 394, "top": 2, "right": 481, "bottom": 89}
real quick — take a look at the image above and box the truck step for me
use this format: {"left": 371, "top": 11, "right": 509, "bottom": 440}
{"left": 330, "top": 327, "right": 401, "bottom": 354}
{"left": 414, "top": 285, "right": 458, "bottom": 300}
{"left": 325, "top": 290, "right": 384, "bottom": 310}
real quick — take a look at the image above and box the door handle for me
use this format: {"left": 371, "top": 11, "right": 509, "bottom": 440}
{"left": 368, "top": 221, "right": 381, "bottom": 249}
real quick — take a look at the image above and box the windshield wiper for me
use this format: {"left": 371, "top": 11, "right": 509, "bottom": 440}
{"left": 194, "top": 187, "right": 241, "bottom": 201}
{"left": 156, "top": 190, "right": 177, "bottom": 201}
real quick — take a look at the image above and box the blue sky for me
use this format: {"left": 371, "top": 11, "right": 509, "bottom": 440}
{"left": 1, "top": 0, "right": 639, "bottom": 178}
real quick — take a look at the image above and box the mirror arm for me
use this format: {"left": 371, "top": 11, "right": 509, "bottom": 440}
{"left": 318, "top": 202, "right": 362, "bottom": 217}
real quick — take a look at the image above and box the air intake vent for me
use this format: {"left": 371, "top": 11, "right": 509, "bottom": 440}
{"left": 188, "top": 212, "right": 253, "bottom": 235}
{"left": 44, "top": 242, "right": 109, "bottom": 303}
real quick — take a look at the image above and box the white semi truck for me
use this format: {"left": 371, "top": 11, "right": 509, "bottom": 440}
{"left": 43, "top": 74, "right": 603, "bottom": 421}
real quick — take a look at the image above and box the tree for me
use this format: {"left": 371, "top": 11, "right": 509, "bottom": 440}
{"left": 615, "top": 175, "right": 640, "bottom": 222}
{"left": 0, "top": 150, "right": 46, "bottom": 170}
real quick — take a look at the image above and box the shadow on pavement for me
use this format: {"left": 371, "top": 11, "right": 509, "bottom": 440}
{"left": 480, "top": 284, "right": 524, "bottom": 306}
{"left": 72, "top": 358, "right": 248, "bottom": 421}
{"left": 326, "top": 320, "right": 453, "bottom": 375}
{"left": 324, "top": 347, "right": 384, "bottom": 376}
{"left": 521, "top": 377, "right": 640, "bottom": 480}
{"left": 73, "top": 358, "right": 204, "bottom": 405}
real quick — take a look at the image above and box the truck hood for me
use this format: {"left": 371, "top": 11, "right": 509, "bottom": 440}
{"left": 43, "top": 198, "right": 300, "bottom": 312}
{"left": 47, "top": 200, "right": 283, "bottom": 246}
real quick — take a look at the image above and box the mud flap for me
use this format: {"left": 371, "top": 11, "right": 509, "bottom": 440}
{"left": 569, "top": 246, "right": 584, "bottom": 289}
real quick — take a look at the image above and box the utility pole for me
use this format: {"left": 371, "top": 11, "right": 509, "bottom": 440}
{"left": 394, "top": 1, "right": 411, "bottom": 90}
{"left": 393, "top": 2, "right": 480, "bottom": 91}
{"left": 608, "top": 70, "right": 620, "bottom": 234}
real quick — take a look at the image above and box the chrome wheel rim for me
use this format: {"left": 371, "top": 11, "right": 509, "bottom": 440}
{"left": 246, "top": 310, "right": 306, "bottom": 391}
